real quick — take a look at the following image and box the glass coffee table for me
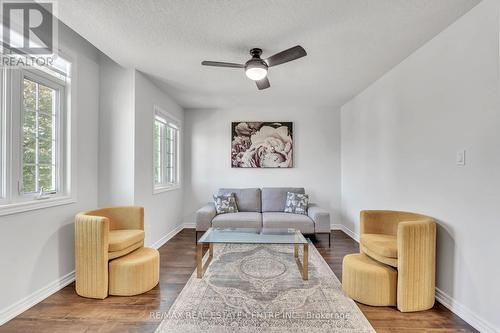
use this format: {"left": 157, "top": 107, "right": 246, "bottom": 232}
{"left": 197, "top": 227, "right": 310, "bottom": 280}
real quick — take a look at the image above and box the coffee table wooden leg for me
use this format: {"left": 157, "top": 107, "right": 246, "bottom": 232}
{"left": 209, "top": 243, "right": 214, "bottom": 258}
{"left": 197, "top": 243, "right": 203, "bottom": 278}
{"left": 294, "top": 244, "right": 299, "bottom": 258}
{"left": 303, "top": 243, "right": 309, "bottom": 280}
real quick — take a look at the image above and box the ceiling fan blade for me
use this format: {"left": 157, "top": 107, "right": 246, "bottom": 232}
{"left": 265, "top": 45, "right": 307, "bottom": 67}
{"left": 256, "top": 77, "right": 270, "bottom": 90}
{"left": 201, "top": 61, "right": 244, "bottom": 68}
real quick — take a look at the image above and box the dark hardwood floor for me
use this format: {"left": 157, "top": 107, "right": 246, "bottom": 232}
{"left": 1, "top": 229, "right": 476, "bottom": 333}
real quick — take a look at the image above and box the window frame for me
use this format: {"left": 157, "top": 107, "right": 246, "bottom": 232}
{"left": 0, "top": 68, "right": 6, "bottom": 202}
{"left": 0, "top": 55, "right": 74, "bottom": 215}
{"left": 153, "top": 106, "right": 181, "bottom": 194}
{"left": 17, "top": 68, "right": 65, "bottom": 199}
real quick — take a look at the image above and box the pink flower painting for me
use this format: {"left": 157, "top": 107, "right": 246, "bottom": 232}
{"left": 231, "top": 122, "right": 293, "bottom": 168}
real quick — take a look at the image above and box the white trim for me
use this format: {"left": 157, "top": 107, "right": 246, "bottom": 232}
{"left": 331, "top": 223, "right": 360, "bottom": 242}
{"left": 0, "top": 55, "right": 75, "bottom": 210}
{"left": 18, "top": 68, "right": 66, "bottom": 197}
{"left": 0, "top": 270, "right": 75, "bottom": 326}
{"left": 149, "top": 223, "right": 185, "bottom": 249}
{"left": 152, "top": 105, "right": 181, "bottom": 193}
{"left": 154, "top": 105, "right": 181, "bottom": 125}
{"left": 183, "top": 222, "right": 196, "bottom": 229}
{"left": 0, "top": 195, "right": 75, "bottom": 216}
{"left": 153, "top": 184, "right": 181, "bottom": 195}
{"left": 435, "top": 288, "right": 498, "bottom": 333}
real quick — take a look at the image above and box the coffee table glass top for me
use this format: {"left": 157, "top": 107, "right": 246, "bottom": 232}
{"left": 198, "top": 227, "right": 308, "bottom": 245}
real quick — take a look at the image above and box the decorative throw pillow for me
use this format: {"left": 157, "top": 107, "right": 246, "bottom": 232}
{"left": 284, "top": 192, "right": 309, "bottom": 215}
{"left": 213, "top": 193, "right": 239, "bottom": 214}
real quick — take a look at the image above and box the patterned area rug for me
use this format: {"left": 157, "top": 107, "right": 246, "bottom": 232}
{"left": 155, "top": 243, "right": 374, "bottom": 333}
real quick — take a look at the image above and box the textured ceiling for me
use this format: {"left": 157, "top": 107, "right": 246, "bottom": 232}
{"left": 57, "top": 0, "right": 480, "bottom": 109}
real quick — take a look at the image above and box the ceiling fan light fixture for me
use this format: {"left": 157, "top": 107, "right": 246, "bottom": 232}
{"left": 201, "top": 45, "right": 306, "bottom": 90}
{"left": 245, "top": 59, "right": 268, "bottom": 81}
{"left": 245, "top": 67, "right": 267, "bottom": 81}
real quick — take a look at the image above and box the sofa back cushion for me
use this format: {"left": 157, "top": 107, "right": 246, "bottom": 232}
{"left": 261, "top": 187, "right": 305, "bottom": 212}
{"left": 217, "top": 188, "right": 261, "bottom": 212}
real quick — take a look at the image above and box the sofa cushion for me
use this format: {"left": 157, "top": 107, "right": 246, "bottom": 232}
{"left": 108, "top": 241, "right": 144, "bottom": 260}
{"left": 360, "top": 234, "right": 398, "bottom": 258}
{"left": 218, "top": 188, "right": 261, "bottom": 212}
{"left": 213, "top": 193, "right": 238, "bottom": 214}
{"left": 212, "top": 212, "right": 262, "bottom": 229}
{"left": 108, "top": 229, "right": 145, "bottom": 252}
{"left": 261, "top": 187, "right": 305, "bottom": 212}
{"left": 360, "top": 244, "right": 398, "bottom": 268}
{"left": 262, "top": 212, "right": 314, "bottom": 234}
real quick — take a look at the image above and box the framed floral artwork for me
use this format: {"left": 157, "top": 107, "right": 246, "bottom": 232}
{"left": 231, "top": 122, "right": 293, "bottom": 168}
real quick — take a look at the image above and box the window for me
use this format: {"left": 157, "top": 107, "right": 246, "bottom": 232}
{"left": 154, "top": 107, "right": 180, "bottom": 192}
{"left": 0, "top": 56, "right": 72, "bottom": 214}
{"left": 22, "top": 76, "right": 59, "bottom": 194}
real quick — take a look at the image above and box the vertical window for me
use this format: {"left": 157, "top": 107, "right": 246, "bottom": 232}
{"left": 154, "top": 107, "right": 180, "bottom": 192}
{"left": 0, "top": 56, "right": 71, "bottom": 212}
{"left": 22, "top": 78, "right": 58, "bottom": 194}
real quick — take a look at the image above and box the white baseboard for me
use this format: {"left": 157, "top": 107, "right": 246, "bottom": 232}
{"left": 149, "top": 223, "right": 185, "bottom": 249}
{"left": 183, "top": 222, "right": 195, "bottom": 229}
{"left": 435, "top": 288, "right": 498, "bottom": 333}
{"left": 0, "top": 270, "right": 75, "bottom": 326}
{"left": 331, "top": 223, "right": 359, "bottom": 242}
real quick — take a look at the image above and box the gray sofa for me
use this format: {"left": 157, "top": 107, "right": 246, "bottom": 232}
{"left": 195, "top": 187, "right": 331, "bottom": 247}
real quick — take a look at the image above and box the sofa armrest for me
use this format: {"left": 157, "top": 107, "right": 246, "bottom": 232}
{"left": 196, "top": 203, "right": 217, "bottom": 231}
{"left": 82, "top": 206, "right": 144, "bottom": 231}
{"left": 308, "top": 204, "right": 330, "bottom": 233}
{"left": 75, "top": 214, "right": 109, "bottom": 299}
{"left": 360, "top": 210, "right": 401, "bottom": 236}
{"left": 115, "top": 206, "right": 144, "bottom": 230}
{"left": 397, "top": 219, "right": 436, "bottom": 312}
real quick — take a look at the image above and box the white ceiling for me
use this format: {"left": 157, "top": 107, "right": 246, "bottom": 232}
{"left": 57, "top": 0, "right": 480, "bottom": 109}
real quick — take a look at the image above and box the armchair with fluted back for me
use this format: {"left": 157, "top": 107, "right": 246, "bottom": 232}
{"left": 75, "top": 206, "right": 145, "bottom": 299}
{"left": 360, "top": 210, "right": 436, "bottom": 312}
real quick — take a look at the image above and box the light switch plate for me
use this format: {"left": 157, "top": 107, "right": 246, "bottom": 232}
{"left": 456, "top": 150, "right": 466, "bottom": 166}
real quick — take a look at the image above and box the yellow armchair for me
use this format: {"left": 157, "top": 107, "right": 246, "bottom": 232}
{"left": 75, "top": 206, "right": 145, "bottom": 299}
{"left": 360, "top": 210, "right": 436, "bottom": 312}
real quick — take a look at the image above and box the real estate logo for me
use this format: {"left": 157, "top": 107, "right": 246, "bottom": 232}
{"left": 0, "top": 0, "right": 57, "bottom": 67}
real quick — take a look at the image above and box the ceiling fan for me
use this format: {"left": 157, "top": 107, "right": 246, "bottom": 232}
{"left": 201, "top": 45, "right": 307, "bottom": 90}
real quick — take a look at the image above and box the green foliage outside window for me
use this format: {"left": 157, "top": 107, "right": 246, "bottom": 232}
{"left": 22, "top": 78, "right": 56, "bottom": 194}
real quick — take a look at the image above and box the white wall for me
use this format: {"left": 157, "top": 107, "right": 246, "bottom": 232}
{"left": 134, "top": 71, "right": 184, "bottom": 246}
{"left": 98, "top": 64, "right": 185, "bottom": 247}
{"left": 183, "top": 107, "right": 341, "bottom": 225}
{"left": 340, "top": 0, "right": 500, "bottom": 331}
{"left": 0, "top": 23, "right": 100, "bottom": 320}
{"left": 98, "top": 56, "right": 135, "bottom": 206}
